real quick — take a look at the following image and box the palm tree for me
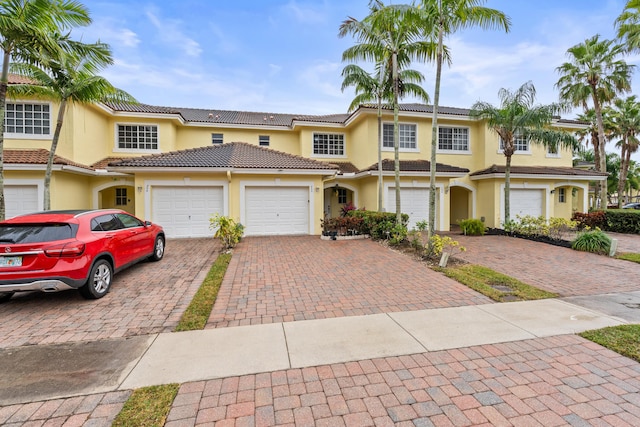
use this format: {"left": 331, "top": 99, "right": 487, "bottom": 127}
{"left": 606, "top": 96, "right": 640, "bottom": 207}
{"left": 615, "top": 0, "right": 640, "bottom": 52}
{"left": 0, "top": 0, "right": 91, "bottom": 219}
{"left": 341, "top": 63, "right": 428, "bottom": 211}
{"left": 10, "top": 39, "right": 136, "bottom": 210}
{"left": 470, "top": 82, "right": 578, "bottom": 225}
{"left": 555, "top": 35, "right": 634, "bottom": 207}
{"left": 415, "top": 0, "right": 510, "bottom": 237}
{"left": 339, "top": 1, "right": 433, "bottom": 225}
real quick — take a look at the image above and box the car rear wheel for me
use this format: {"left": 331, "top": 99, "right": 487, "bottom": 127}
{"left": 0, "top": 292, "right": 14, "bottom": 303}
{"left": 149, "top": 235, "right": 165, "bottom": 261}
{"left": 79, "top": 259, "right": 113, "bottom": 299}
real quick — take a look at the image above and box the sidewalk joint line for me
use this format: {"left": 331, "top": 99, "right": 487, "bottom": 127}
{"left": 384, "top": 312, "right": 430, "bottom": 353}
{"left": 280, "top": 322, "right": 293, "bottom": 369}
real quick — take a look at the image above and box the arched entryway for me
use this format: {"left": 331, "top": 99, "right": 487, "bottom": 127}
{"left": 94, "top": 181, "right": 136, "bottom": 214}
{"left": 449, "top": 183, "right": 475, "bottom": 228}
{"left": 323, "top": 183, "right": 357, "bottom": 218}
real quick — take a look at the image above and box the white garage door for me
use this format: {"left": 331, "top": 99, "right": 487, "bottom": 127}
{"left": 152, "top": 186, "right": 224, "bottom": 238}
{"left": 387, "top": 187, "right": 436, "bottom": 230}
{"left": 245, "top": 186, "right": 309, "bottom": 236}
{"left": 5, "top": 185, "right": 38, "bottom": 218}
{"left": 510, "top": 189, "right": 543, "bottom": 218}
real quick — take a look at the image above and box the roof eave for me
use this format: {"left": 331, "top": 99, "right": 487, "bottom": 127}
{"left": 470, "top": 173, "right": 607, "bottom": 181}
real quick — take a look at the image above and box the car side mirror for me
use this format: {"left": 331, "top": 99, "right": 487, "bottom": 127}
{"left": 145, "top": 220, "right": 152, "bottom": 227}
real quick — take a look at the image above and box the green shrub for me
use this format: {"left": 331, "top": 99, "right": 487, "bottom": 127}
{"left": 604, "top": 209, "right": 640, "bottom": 234}
{"left": 459, "top": 218, "right": 485, "bottom": 236}
{"left": 321, "top": 216, "right": 365, "bottom": 235}
{"left": 209, "top": 214, "right": 244, "bottom": 249}
{"left": 571, "top": 229, "right": 612, "bottom": 255}
{"left": 548, "top": 217, "right": 578, "bottom": 241}
{"left": 425, "top": 234, "right": 466, "bottom": 259}
{"left": 348, "top": 210, "right": 409, "bottom": 239}
{"left": 414, "top": 220, "right": 428, "bottom": 231}
{"left": 572, "top": 211, "right": 607, "bottom": 230}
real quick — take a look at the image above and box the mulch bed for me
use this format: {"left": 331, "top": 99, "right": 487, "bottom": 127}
{"left": 484, "top": 228, "right": 573, "bottom": 248}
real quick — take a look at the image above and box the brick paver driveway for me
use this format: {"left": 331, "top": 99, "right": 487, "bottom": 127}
{"left": 207, "top": 236, "right": 492, "bottom": 328}
{"left": 0, "top": 238, "right": 220, "bottom": 349}
{"left": 453, "top": 234, "right": 639, "bottom": 297}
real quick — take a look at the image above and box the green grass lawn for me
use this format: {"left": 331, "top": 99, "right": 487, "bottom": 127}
{"left": 437, "top": 264, "right": 558, "bottom": 302}
{"left": 616, "top": 252, "right": 640, "bottom": 264}
{"left": 580, "top": 324, "right": 640, "bottom": 363}
{"left": 112, "top": 384, "right": 179, "bottom": 427}
{"left": 175, "top": 252, "right": 232, "bottom": 331}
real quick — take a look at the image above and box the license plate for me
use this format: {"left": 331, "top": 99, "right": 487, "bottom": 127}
{"left": 0, "top": 256, "right": 22, "bottom": 267}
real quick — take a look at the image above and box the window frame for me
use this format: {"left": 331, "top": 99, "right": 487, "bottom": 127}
{"left": 211, "top": 133, "right": 224, "bottom": 144}
{"left": 498, "top": 134, "right": 531, "bottom": 154}
{"left": 382, "top": 122, "right": 419, "bottom": 152}
{"left": 312, "top": 132, "right": 346, "bottom": 157}
{"left": 437, "top": 126, "right": 471, "bottom": 154}
{"left": 115, "top": 188, "right": 127, "bottom": 206}
{"left": 546, "top": 143, "right": 561, "bottom": 158}
{"left": 114, "top": 123, "right": 160, "bottom": 153}
{"left": 259, "top": 135, "right": 270, "bottom": 146}
{"left": 3, "top": 101, "right": 52, "bottom": 139}
{"left": 337, "top": 188, "right": 347, "bottom": 204}
{"left": 558, "top": 188, "right": 566, "bottom": 203}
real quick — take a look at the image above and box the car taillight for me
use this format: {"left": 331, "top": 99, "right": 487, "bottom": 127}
{"left": 44, "top": 241, "right": 86, "bottom": 257}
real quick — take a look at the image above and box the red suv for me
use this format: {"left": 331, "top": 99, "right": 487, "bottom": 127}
{"left": 0, "top": 209, "right": 165, "bottom": 301}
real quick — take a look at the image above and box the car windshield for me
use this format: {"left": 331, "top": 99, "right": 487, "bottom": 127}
{"left": 0, "top": 223, "right": 75, "bottom": 243}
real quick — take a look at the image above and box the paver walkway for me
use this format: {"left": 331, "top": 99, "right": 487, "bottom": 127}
{"left": 207, "top": 236, "right": 492, "bottom": 328}
{"left": 0, "top": 238, "right": 220, "bottom": 349}
{"left": 453, "top": 234, "right": 639, "bottom": 297}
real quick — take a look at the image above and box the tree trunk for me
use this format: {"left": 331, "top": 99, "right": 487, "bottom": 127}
{"left": 0, "top": 50, "right": 11, "bottom": 220}
{"left": 618, "top": 145, "right": 631, "bottom": 208}
{"left": 377, "top": 89, "right": 383, "bottom": 212}
{"left": 429, "top": 11, "right": 443, "bottom": 240}
{"left": 44, "top": 98, "right": 68, "bottom": 211}
{"left": 393, "top": 51, "right": 401, "bottom": 225}
{"left": 504, "top": 153, "right": 512, "bottom": 225}
{"left": 591, "top": 129, "right": 601, "bottom": 209}
{"left": 591, "top": 86, "right": 607, "bottom": 208}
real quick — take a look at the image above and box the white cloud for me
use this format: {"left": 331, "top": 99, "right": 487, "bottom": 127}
{"left": 269, "top": 64, "right": 282, "bottom": 76}
{"left": 282, "top": 0, "right": 328, "bottom": 24}
{"left": 298, "top": 60, "right": 343, "bottom": 98}
{"left": 145, "top": 8, "right": 202, "bottom": 57}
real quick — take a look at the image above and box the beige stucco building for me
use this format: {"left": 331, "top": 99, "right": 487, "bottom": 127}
{"left": 3, "top": 84, "right": 606, "bottom": 237}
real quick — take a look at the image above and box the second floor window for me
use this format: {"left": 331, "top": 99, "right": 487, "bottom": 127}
{"left": 500, "top": 134, "right": 529, "bottom": 152}
{"left": 382, "top": 123, "right": 417, "bottom": 149}
{"left": 212, "top": 133, "right": 223, "bottom": 144}
{"left": 117, "top": 124, "right": 158, "bottom": 150}
{"left": 438, "top": 127, "right": 469, "bottom": 151}
{"left": 259, "top": 135, "right": 270, "bottom": 146}
{"left": 5, "top": 102, "right": 50, "bottom": 136}
{"left": 313, "top": 133, "right": 344, "bottom": 156}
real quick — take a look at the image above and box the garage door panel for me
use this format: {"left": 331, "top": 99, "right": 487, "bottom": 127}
{"left": 387, "top": 187, "right": 436, "bottom": 230}
{"left": 245, "top": 186, "right": 309, "bottom": 236}
{"left": 152, "top": 186, "right": 224, "bottom": 238}
{"left": 6, "top": 185, "right": 38, "bottom": 218}
{"left": 510, "top": 189, "right": 543, "bottom": 218}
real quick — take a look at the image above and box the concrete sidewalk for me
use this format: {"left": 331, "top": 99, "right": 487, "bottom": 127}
{"left": 120, "top": 299, "right": 625, "bottom": 390}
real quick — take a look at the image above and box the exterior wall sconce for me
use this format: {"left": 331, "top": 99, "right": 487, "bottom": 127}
{"left": 137, "top": 186, "right": 143, "bottom": 193}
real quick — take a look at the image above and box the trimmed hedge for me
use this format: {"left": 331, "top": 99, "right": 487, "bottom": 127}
{"left": 572, "top": 210, "right": 640, "bottom": 234}
{"left": 605, "top": 209, "right": 640, "bottom": 234}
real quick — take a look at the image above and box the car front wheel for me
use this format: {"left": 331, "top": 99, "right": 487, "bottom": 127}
{"left": 149, "top": 235, "right": 165, "bottom": 261}
{"left": 79, "top": 259, "right": 113, "bottom": 299}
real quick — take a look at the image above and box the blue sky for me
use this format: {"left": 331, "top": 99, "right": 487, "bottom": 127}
{"left": 76, "top": 0, "right": 636, "bottom": 120}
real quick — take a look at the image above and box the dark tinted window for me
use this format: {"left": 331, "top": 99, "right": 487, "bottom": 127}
{"left": 116, "top": 213, "right": 143, "bottom": 228}
{"left": 91, "top": 214, "right": 121, "bottom": 231}
{"left": 0, "top": 224, "right": 74, "bottom": 243}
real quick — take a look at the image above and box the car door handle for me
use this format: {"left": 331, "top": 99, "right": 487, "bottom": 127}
{"left": 105, "top": 234, "right": 114, "bottom": 239}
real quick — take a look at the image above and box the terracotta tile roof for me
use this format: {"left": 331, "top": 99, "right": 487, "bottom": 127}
{"left": 330, "top": 162, "right": 360, "bottom": 174}
{"left": 470, "top": 164, "right": 608, "bottom": 177}
{"left": 91, "top": 157, "right": 136, "bottom": 169}
{"left": 360, "top": 103, "right": 472, "bottom": 116}
{"left": 107, "top": 142, "right": 339, "bottom": 171}
{"left": 7, "top": 73, "right": 37, "bottom": 85}
{"left": 360, "top": 159, "right": 469, "bottom": 174}
{"left": 4, "top": 149, "right": 93, "bottom": 170}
